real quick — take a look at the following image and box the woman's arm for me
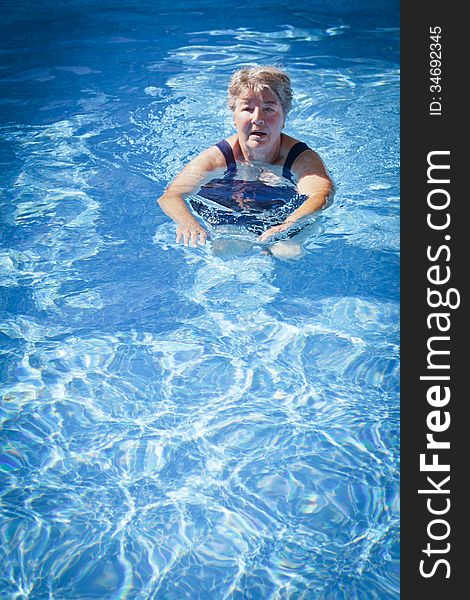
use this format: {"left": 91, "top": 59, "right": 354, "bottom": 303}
{"left": 258, "top": 149, "right": 334, "bottom": 242}
{"left": 157, "top": 146, "right": 224, "bottom": 246}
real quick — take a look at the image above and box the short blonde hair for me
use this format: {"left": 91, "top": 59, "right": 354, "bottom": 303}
{"left": 227, "top": 66, "right": 293, "bottom": 116}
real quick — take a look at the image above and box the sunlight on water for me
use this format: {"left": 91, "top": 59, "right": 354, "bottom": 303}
{"left": 1, "top": 1, "right": 399, "bottom": 598}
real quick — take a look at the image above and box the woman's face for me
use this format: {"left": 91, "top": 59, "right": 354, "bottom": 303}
{"left": 233, "top": 87, "right": 285, "bottom": 161}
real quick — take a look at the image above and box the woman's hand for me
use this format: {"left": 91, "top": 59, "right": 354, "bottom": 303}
{"left": 176, "top": 220, "right": 208, "bottom": 246}
{"left": 258, "top": 221, "right": 294, "bottom": 242}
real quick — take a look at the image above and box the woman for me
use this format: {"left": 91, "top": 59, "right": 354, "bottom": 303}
{"left": 158, "top": 66, "right": 333, "bottom": 258}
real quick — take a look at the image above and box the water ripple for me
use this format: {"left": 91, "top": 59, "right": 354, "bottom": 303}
{"left": 1, "top": 4, "right": 399, "bottom": 597}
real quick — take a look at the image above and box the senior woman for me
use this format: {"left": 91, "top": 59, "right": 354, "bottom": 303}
{"left": 158, "top": 66, "right": 333, "bottom": 258}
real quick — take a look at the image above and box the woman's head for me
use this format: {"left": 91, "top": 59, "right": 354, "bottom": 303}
{"left": 227, "top": 66, "right": 293, "bottom": 117}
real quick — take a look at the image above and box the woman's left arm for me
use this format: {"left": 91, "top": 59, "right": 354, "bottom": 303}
{"left": 258, "top": 150, "right": 334, "bottom": 242}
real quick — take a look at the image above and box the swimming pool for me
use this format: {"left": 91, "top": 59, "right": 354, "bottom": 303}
{"left": 1, "top": 1, "right": 399, "bottom": 598}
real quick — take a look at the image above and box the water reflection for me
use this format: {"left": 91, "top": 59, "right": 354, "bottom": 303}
{"left": 1, "top": 5, "right": 399, "bottom": 598}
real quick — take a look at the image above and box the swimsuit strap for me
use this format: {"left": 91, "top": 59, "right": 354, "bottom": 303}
{"left": 216, "top": 138, "right": 309, "bottom": 180}
{"left": 215, "top": 139, "right": 237, "bottom": 176}
{"left": 282, "top": 141, "right": 310, "bottom": 180}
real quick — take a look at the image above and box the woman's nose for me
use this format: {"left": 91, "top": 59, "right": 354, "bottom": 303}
{"left": 251, "top": 108, "right": 263, "bottom": 124}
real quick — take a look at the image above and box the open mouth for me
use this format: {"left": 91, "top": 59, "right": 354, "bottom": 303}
{"left": 250, "top": 131, "right": 267, "bottom": 138}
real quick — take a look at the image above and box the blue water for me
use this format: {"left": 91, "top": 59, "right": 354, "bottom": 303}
{"left": 1, "top": 1, "right": 399, "bottom": 598}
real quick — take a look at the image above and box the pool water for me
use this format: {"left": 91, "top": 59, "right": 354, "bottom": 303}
{"left": 1, "top": 1, "right": 399, "bottom": 598}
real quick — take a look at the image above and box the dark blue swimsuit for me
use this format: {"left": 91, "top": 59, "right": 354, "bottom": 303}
{"left": 189, "top": 139, "right": 310, "bottom": 236}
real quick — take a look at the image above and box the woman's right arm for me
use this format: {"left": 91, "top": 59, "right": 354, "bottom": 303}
{"left": 157, "top": 147, "right": 223, "bottom": 246}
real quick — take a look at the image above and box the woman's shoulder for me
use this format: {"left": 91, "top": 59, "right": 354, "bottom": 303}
{"left": 205, "top": 136, "right": 239, "bottom": 159}
{"left": 282, "top": 134, "right": 324, "bottom": 161}
{"left": 191, "top": 142, "right": 228, "bottom": 171}
{"left": 281, "top": 133, "right": 310, "bottom": 151}
{"left": 281, "top": 133, "right": 301, "bottom": 146}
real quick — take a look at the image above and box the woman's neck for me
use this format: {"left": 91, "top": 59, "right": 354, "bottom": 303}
{"left": 238, "top": 134, "right": 283, "bottom": 165}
